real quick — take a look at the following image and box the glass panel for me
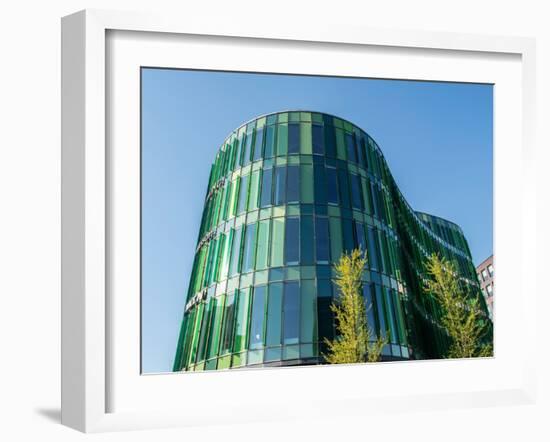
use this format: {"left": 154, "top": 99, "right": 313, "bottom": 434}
{"left": 220, "top": 292, "right": 236, "bottom": 354}
{"left": 273, "top": 166, "right": 286, "bottom": 206}
{"left": 335, "top": 128, "right": 346, "bottom": 160}
{"left": 253, "top": 127, "right": 264, "bottom": 161}
{"left": 283, "top": 281, "right": 300, "bottom": 345}
{"left": 315, "top": 216, "right": 330, "bottom": 262}
{"left": 285, "top": 217, "right": 300, "bottom": 265}
{"left": 326, "top": 167, "right": 338, "bottom": 204}
{"left": 355, "top": 221, "right": 366, "bottom": 253}
{"left": 249, "top": 286, "right": 267, "bottom": 350}
{"left": 206, "top": 295, "right": 224, "bottom": 359}
{"left": 270, "top": 218, "right": 285, "bottom": 267}
{"left": 286, "top": 165, "right": 300, "bottom": 203}
{"left": 384, "top": 287, "right": 398, "bottom": 344}
{"left": 228, "top": 178, "right": 239, "bottom": 218}
{"left": 276, "top": 124, "right": 288, "bottom": 156}
{"left": 196, "top": 299, "right": 212, "bottom": 362}
{"left": 241, "top": 223, "right": 257, "bottom": 273}
{"left": 350, "top": 174, "right": 363, "bottom": 210}
{"left": 300, "top": 164, "right": 314, "bottom": 204}
{"left": 362, "top": 285, "right": 377, "bottom": 336}
{"left": 229, "top": 226, "right": 243, "bottom": 276}
{"left": 233, "top": 288, "right": 251, "bottom": 352}
{"left": 313, "top": 164, "right": 327, "bottom": 205}
{"left": 312, "top": 124, "right": 324, "bottom": 155}
{"left": 329, "top": 217, "right": 343, "bottom": 263}
{"left": 260, "top": 168, "right": 273, "bottom": 208}
{"left": 324, "top": 122, "right": 336, "bottom": 158}
{"left": 367, "top": 227, "right": 379, "bottom": 271}
{"left": 342, "top": 218, "right": 354, "bottom": 253}
{"left": 338, "top": 169, "right": 350, "bottom": 208}
{"left": 300, "top": 280, "right": 317, "bottom": 343}
{"left": 237, "top": 175, "right": 249, "bottom": 214}
{"left": 264, "top": 125, "right": 275, "bottom": 159}
{"left": 373, "top": 284, "right": 387, "bottom": 339}
{"left": 248, "top": 170, "right": 260, "bottom": 210}
{"left": 345, "top": 133, "right": 357, "bottom": 163}
{"left": 300, "top": 122, "right": 312, "bottom": 154}
{"left": 288, "top": 123, "right": 300, "bottom": 154}
{"left": 266, "top": 282, "right": 283, "bottom": 347}
{"left": 255, "top": 219, "right": 270, "bottom": 270}
{"left": 243, "top": 131, "right": 253, "bottom": 166}
{"left": 219, "top": 231, "right": 232, "bottom": 280}
{"left": 300, "top": 215, "right": 314, "bottom": 265}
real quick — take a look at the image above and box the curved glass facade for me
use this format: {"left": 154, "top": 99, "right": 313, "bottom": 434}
{"left": 173, "top": 111, "right": 491, "bottom": 372}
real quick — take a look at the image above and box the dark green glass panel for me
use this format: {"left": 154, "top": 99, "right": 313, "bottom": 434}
{"left": 337, "top": 169, "right": 350, "bottom": 209}
{"left": 312, "top": 124, "right": 324, "bottom": 155}
{"left": 326, "top": 167, "right": 338, "bottom": 204}
{"left": 300, "top": 164, "right": 314, "bottom": 204}
{"left": 324, "top": 123, "right": 336, "bottom": 158}
{"left": 329, "top": 217, "right": 343, "bottom": 263}
{"left": 300, "top": 280, "right": 316, "bottom": 343}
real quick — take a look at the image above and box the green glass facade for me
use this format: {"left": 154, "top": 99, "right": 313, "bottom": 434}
{"left": 173, "top": 111, "right": 491, "bottom": 372}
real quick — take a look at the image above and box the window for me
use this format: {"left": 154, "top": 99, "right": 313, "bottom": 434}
{"left": 229, "top": 227, "right": 243, "bottom": 276}
{"left": 354, "top": 221, "right": 366, "bottom": 252}
{"left": 345, "top": 133, "right": 357, "bottom": 163}
{"left": 315, "top": 217, "right": 330, "bottom": 262}
{"left": 237, "top": 174, "right": 249, "bottom": 214}
{"left": 481, "top": 269, "right": 488, "bottom": 280}
{"left": 220, "top": 292, "right": 236, "bottom": 354}
{"left": 367, "top": 227, "right": 380, "bottom": 271}
{"left": 362, "top": 285, "right": 377, "bottom": 334}
{"left": 233, "top": 289, "right": 251, "bottom": 353}
{"left": 255, "top": 219, "right": 270, "bottom": 270}
{"left": 326, "top": 167, "right": 338, "bottom": 204}
{"left": 243, "top": 130, "right": 253, "bottom": 166}
{"left": 273, "top": 166, "right": 286, "bottom": 206}
{"left": 266, "top": 283, "right": 283, "bottom": 347}
{"left": 249, "top": 286, "right": 267, "bottom": 350}
{"left": 300, "top": 165, "right": 314, "bottom": 204}
{"left": 373, "top": 284, "right": 387, "bottom": 339}
{"left": 300, "top": 215, "right": 314, "bottom": 265}
{"left": 260, "top": 168, "right": 273, "bottom": 208}
{"left": 312, "top": 124, "right": 324, "bottom": 155}
{"left": 286, "top": 165, "right": 300, "bottom": 203}
{"left": 283, "top": 282, "right": 300, "bottom": 345}
{"left": 248, "top": 170, "right": 260, "bottom": 210}
{"left": 253, "top": 127, "right": 264, "bottom": 161}
{"left": 285, "top": 217, "right": 300, "bottom": 264}
{"left": 206, "top": 296, "right": 224, "bottom": 359}
{"left": 300, "top": 280, "right": 317, "bottom": 343}
{"left": 342, "top": 218, "right": 354, "bottom": 253}
{"left": 488, "top": 264, "right": 494, "bottom": 276}
{"left": 288, "top": 123, "right": 300, "bottom": 154}
{"left": 313, "top": 164, "right": 327, "bottom": 205}
{"left": 324, "top": 123, "right": 336, "bottom": 158}
{"left": 241, "top": 223, "right": 257, "bottom": 273}
{"left": 329, "top": 217, "right": 343, "bottom": 262}
{"left": 338, "top": 169, "right": 350, "bottom": 208}
{"left": 264, "top": 125, "right": 275, "bottom": 159}
{"left": 270, "top": 218, "right": 285, "bottom": 267}
{"left": 276, "top": 124, "right": 288, "bottom": 156}
{"left": 350, "top": 174, "right": 363, "bottom": 210}
{"left": 487, "top": 284, "right": 493, "bottom": 295}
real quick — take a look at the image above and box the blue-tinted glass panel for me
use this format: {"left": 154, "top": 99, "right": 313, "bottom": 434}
{"left": 338, "top": 169, "right": 350, "bottom": 209}
{"left": 260, "top": 168, "right": 272, "bottom": 208}
{"left": 362, "top": 285, "right": 377, "bottom": 335}
{"left": 350, "top": 174, "right": 363, "bottom": 210}
{"left": 287, "top": 165, "right": 300, "bottom": 203}
{"left": 342, "top": 218, "right": 354, "bottom": 253}
{"left": 315, "top": 217, "right": 330, "bottom": 262}
{"left": 266, "top": 282, "right": 283, "bottom": 347}
{"left": 300, "top": 216, "right": 314, "bottom": 265}
{"left": 324, "top": 123, "right": 336, "bottom": 158}
{"left": 313, "top": 164, "right": 327, "bottom": 205}
{"left": 273, "top": 166, "right": 286, "bottom": 206}
{"left": 253, "top": 127, "right": 264, "bottom": 161}
{"left": 285, "top": 217, "right": 300, "bottom": 264}
{"left": 312, "top": 124, "right": 324, "bottom": 155}
{"left": 283, "top": 282, "right": 300, "bottom": 345}
{"left": 345, "top": 133, "right": 357, "bottom": 163}
{"left": 288, "top": 123, "right": 300, "bottom": 154}
{"left": 249, "top": 286, "right": 267, "bottom": 350}
{"left": 355, "top": 221, "right": 366, "bottom": 252}
{"left": 243, "top": 132, "right": 253, "bottom": 166}
{"left": 326, "top": 168, "right": 338, "bottom": 204}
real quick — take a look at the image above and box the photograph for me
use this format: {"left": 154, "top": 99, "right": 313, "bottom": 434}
{"left": 140, "top": 68, "right": 494, "bottom": 374}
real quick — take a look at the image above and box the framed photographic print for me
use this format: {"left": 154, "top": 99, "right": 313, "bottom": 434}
{"left": 61, "top": 9, "right": 537, "bottom": 433}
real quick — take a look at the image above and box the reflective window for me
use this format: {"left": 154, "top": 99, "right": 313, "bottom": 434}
{"left": 300, "top": 165, "right": 314, "bottom": 204}
{"left": 362, "top": 285, "right": 377, "bottom": 334}
{"left": 283, "top": 282, "right": 300, "bottom": 345}
{"left": 488, "top": 264, "right": 494, "bottom": 276}
{"left": 326, "top": 167, "right": 339, "bottom": 204}
{"left": 206, "top": 296, "right": 224, "bottom": 359}
{"left": 266, "top": 282, "right": 283, "bottom": 346}
{"left": 342, "top": 218, "right": 354, "bottom": 253}
{"left": 367, "top": 227, "right": 379, "bottom": 271}
{"left": 276, "top": 124, "right": 288, "bottom": 156}
{"left": 248, "top": 170, "right": 260, "bottom": 210}
{"left": 373, "top": 284, "right": 387, "bottom": 339}
{"left": 249, "top": 286, "right": 267, "bottom": 350}
{"left": 315, "top": 217, "right": 330, "bottom": 262}
{"left": 255, "top": 219, "right": 270, "bottom": 270}
{"left": 345, "top": 133, "right": 357, "bottom": 163}
{"left": 260, "top": 168, "right": 273, "bottom": 208}
{"left": 241, "top": 223, "right": 257, "bottom": 273}
{"left": 300, "top": 215, "right": 314, "bottom": 265}
{"left": 300, "top": 280, "right": 317, "bottom": 343}
{"left": 350, "top": 174, "right": 363, "bottom": 210}
{"left": 229, "top": 227, "right": 243, "bottom": 276}
{"left": 288, "top": 123, "right": 300, "bottom": 154}
{"left": 253, "top": 127, "right": 264, "bottom": 161}
{"left": 313, "top": 164, "right": 327, "bottom": 205}
{"left": 220, "top": 292, "right": 236, "bottom": 354}
{"left": 270, "top": 218, "right": 285, "bottom": 267}
{"left": 287, "top": 165, "right": 300, "bottom": 203}
{"left": 243, "top": 131, "right": 253, "bottom": 166}
{"left": 264, "top": 125, "right": 275, "bottom": 159}
{"left": 312, "top": 124, "right": 324, "bottom": 155}
{"left": 338, "top": 169, "right": 350, "bottom": 208}
{"left": 324, "top": 122, "right": 336, "bottom": 158}
{"left": 237, "top": 174, "right": 249, "bottom": 214}
{"left": 273, "top": 166, "right": 286, "bottom": 206}
{"left": 329, "top": 217, "right": 343, "bottom": 263}
{"left": 233, "top": 288, "right": 251, "bottom": 352}
{"left": 285, "top": 217, "right": 300, "bottom": 264}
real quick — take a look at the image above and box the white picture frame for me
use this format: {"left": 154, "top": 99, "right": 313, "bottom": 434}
{"left": 61, "top": 9, "right": 537, "bottom": 433}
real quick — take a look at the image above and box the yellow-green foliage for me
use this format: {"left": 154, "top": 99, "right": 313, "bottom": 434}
{"left": 423, "top": 253, "right": 493, "bottom": 359}
{"left": 323, "top": 249, "right": 387, "bottom": 364}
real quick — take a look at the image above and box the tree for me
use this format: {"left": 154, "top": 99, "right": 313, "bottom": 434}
{"left": 323, "top": 248, "right": 387, "bottom": 364}
{"left": 423, "top": 253, "right": 493, "bottom": 358}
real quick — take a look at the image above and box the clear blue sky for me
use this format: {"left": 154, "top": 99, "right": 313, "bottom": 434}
{"left": 141, "top": 68, "right": 493, "bottom": 373}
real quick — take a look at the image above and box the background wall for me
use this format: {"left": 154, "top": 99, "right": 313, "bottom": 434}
{"left": 0, "top": 1, "right": 547, "bottom": 441}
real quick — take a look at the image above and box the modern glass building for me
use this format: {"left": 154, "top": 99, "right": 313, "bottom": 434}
{"left": 173, "top": 110, "right": 492, "bottom": 372}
